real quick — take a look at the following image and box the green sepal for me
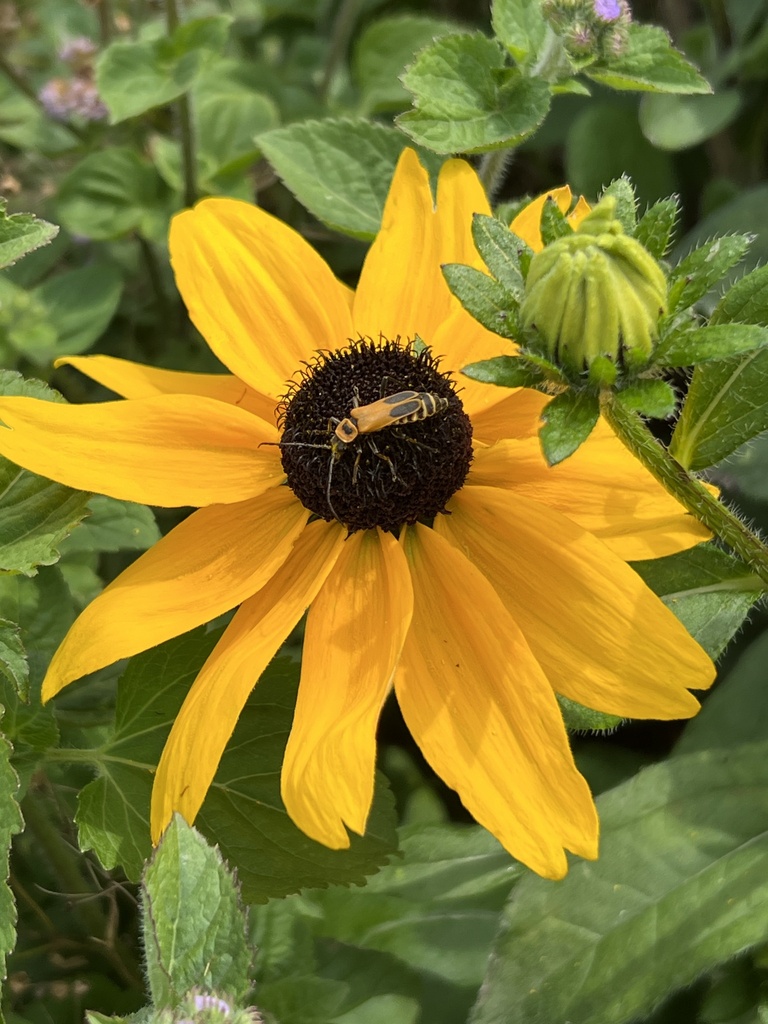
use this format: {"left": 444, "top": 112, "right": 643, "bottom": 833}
{"left": 615, "top": 379, "right": 677, "bottom": 419}
{"left": 557, "top": 695, "right": 623, "bottom": 734}
{"left": 539, "top": 196, "right": 572, "bottom": 246}
{"left": 461, "top": 354, "right": 542, "bottom": 389}
{"left": 471, "top": 214, "right": 527, "bottom": 298}
{"left": 538, "top": 390, "right": 600, "bottom": 466}
{"left": 666, "top": 234, "right": 752, "bottom": 315}
{"left": 654, "top": 323, "right": 768, "bottom": 367}
{"left": 634, "top": 196, "right": 679, "bottom": 260}
{"left": 599, "top": 176, "right": 638, "bottom": 234}
{"left": 441, "top": 264, "right": 519, "bottom": 340}
{"left": 710, "top": 263, "right": 768, "bottom": 327}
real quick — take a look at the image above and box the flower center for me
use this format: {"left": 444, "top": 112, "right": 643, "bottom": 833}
{"left": 278, "top": 338, "right": 473, "bottom": 533}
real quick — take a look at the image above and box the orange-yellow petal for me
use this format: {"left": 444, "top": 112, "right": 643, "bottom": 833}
{"left": 469, "top": 388, "right": 548, "bottom": 444}
{"left": 469, "top": 424, "right": 711, "bottom": 559}
{"left": 43, "top": 486, "right": 309, "bottom": 700}
{"left": 509, "top": 186, "right": 574, "bottom": 252}
{"left": 281, "top": 528, "right": 413, "bottom": 848}
{"left": 0, "top": 394, "right": 282, "bottom": 507}
{"left": 170, "top": 198, "right": 354, "bottom": 399}
{"left": 56, "top": 354, "right": 278, "bottom": 425}
{"left": 151, "top": 518, "right": 346, "bottom": 843}
{"left": 438, "top": 486, "right": 715, "bottom": 718}
{"left": 396, "top": 523, "right": 597, "bottom": 879}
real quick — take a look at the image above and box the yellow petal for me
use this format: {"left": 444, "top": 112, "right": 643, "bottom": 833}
{"left": 281, "top": 528, "right": 413, "bottom": 847}
{"left": 151, "top": 518, "right": 346, "bottom": 843}
{"left": 469, "top": 423, "right": 711, "bottom": 559}
{"left": 44, "top": 486, "right": 309, "bottom": 700}
{"left": 469, "top": 388, "right": 548, "bottom": 444}
{"left": 0, "top": 394, "right": 283, "bottom": 507}
{"left": 56, "top": 354, "right": 278, "bottom": 426}
{"left": 396, "top": 523, "right": 598, "bottom": 879}
{"left": 510, "top": 186, "right": 574, "bottom": 251}
{"left": 438, "top": 486, "right": 715, "bottom": 718}
{"left": 170, "top": 198, "right": 354, "bottom": 399}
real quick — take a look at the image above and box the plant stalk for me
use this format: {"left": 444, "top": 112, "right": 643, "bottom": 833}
{"left": 166, "top": 0, "right": 197, "bottom": 207}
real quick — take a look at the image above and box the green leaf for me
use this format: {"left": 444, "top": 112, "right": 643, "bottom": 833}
{"left": 639, "top": 91, "right": 741, "bottom": 151}
{"left": 716, "top": 430, "right": 768, "bottom": 503}
{"left": 556, "top": 695, "right": 622, "bottom": 734}
{"left": 398, "top": 34, "right": 551, "bottom": 154}
{"left": 441, "top": 265, "right": 518, "bottom": 340}
{"left": 634, "top": 196, "right": 679, "bottom": 260}
{"left": 0, "top": 720, "right": 22, "bottom": 999}
{"left": 461, "top": 355, "right": 540, "bottom": 389}
{"left": 0, "top": 373, "right": 91, "bottom": 577}
{"left": 0, "top": 78, "right": 76, "bottom": 156}
{"left": 471, "top": 214, "right": 527, "bottom": 298}
{"left": 55, "top": 148, "right": 170, "bottom": 242}
{"left": 0, "top": 619, "right": 27, "bottom": 698}
{"left": 670, "top": 348, "right": 768, "bottom": 470}
{"left": 76, "top": 633, "right": 397, "bottom": 900}
{"left": 470, "top": 742, "right": 768, "bottom": 1024}
{"left": 710, "top": 263, "right": 768, "bottom": 327}
{"left": 565, "top": 100, "right": 676, "bottom": 208}
{"left": 538, "top": 196, "right": 571, "bottom": 245}
{"left": 599, "top": 176, "right": 638, "bottom": 233}
{"left": 586, "top": 23, "right": 712, "bottom": 94}
{"left": 631, "top": 546, "right": 763, "bottom": 659}
{"left": 258, "top": 119, "right": 440, "bottom": 240}
{"left": 196, "top": 90, "right": 278, "bottom": 178}
{"left": 538, "top": 390, "right": 599, "bottom": 466}
{"left": 353, "top": 15, "right": 457, "bottom": 114}
{"left": 491, "top": 0, "right": 548, "bottom": 63}
{"left": 96, "top": 15, "right": 232, "bottom": 123}
{"left": 143, "top": 816, "right": 252, "bottom": 1010}
{"left": 614, "top": 379, "right": 676, "bottom": 418}
{"left": 0, "top": 199, "right": 59, "bottom": 271}
{"left": 676, "top": 631, "right": 768, "bottom": 755}
{"left": 653, "top": 323, "right": 768, "bottom": 367}
{"left": 667, "top": 235, "right": 752, "bottom": 315}
{"left": 60, "top": 496, "right": 160, "bottom": 555}
{"left": 31, "top": 264, "right": 123, "bottom": 356}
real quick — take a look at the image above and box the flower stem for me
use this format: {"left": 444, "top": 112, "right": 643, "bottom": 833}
{"left": 601, "top": 391, "right": 768, "bottom": 588}
{"left": 478, "top": 149, "right": 513, "bottom": 199}
{"left": 319, "top": 0, "right": 362, "bottom": 100}
{"left": 0, "top": 53, "right": 88, "bottom": 142}
{"left": 165, "top": 0, "right": 197, "bottom": 207}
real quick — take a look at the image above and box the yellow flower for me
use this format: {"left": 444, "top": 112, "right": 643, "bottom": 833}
{"left": 0, "top": 150, "right": 714, "bottom": 880}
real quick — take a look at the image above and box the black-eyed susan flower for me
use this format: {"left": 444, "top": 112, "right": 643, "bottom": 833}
{"left": 0, "top": 150, "right": 714, "bottom": 880}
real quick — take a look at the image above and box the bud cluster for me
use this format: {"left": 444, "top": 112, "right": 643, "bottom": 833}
{"left": 541, "top": 0, "right": 632, "bottom": 60}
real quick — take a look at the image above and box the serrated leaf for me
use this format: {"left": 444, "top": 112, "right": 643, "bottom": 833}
{"left": 615, "top": 379, "right": 676, "bottom": 418}
{"left": 461, "top": 355, "right": 539, "bottom": 389}
{"left": 710, "top": 263, "right": 768, "bottom": 327}
{"left": 441, "top": 265, "right": 518, "bottom": 340}
{"left": 55, "top": 148, "right": 169, "bottom": 242}
{"left": 0, "top": 619, "right": 26, "bottom": 697}
{"left": 676, "top": 630, "right": 768, "bottom": 756}
{"left": 0, "top": 199, "right": 59, "bottom": 271}
{"left": 258, "top": 119, "right": 441, "bottom": 240}
{"left": 0, "top": 373, "right": 91, "bottom": 577}
{"left": 96, "top": 15, "right": 232, "bottom": 123}
{"left": 470, "top": 742, "right": 768, "bottom": 1024}
{"left": 61, "top": 497, "right": 160, "bottom": 556}
{"left": 538, "top": 390, "right": 599, "bottom": 466}
{"left": 653, "top": 323, "right": 768, "bottom": 367}
{"left": 491, "top": 0, "right": 548, "bottom": 63}
{"left": 634, "top": 197, "right": 679, "bottom": 259}
{"left": 639, "top": 90, "right": 741, "bottom": 151}
{"left": 353, "top": 14, "right": 457, "bottom": 114}
{"left": 599, "top": 176, "right": 637, "bottom": 233}
{"left": 76, "top": 633, "right": 397, "bottom": 900}
{"left": 471, "top": 214, "right": 526, "bottom": 298}
{"left": 586, "top": 23, "right": 712, "bottom": 94}
{"left": 670, "top": 348, "right": 768, "bottom": 470}
{"left": 143, "top": 816, "right": 252, "bottom": 1009}
{"left": 631, "top": 545, "right": 763, "bottom": 659}
{"left": 398, "top": 34, "right": 551, "bottom": 154}
{"left": 0, "top": 721, "right": 22, "bottom": 999}
{"left": 667, "top": 235, "right": 752, "bottom": 314}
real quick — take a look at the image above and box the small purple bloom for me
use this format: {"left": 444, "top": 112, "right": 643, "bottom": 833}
{"left": 58, "top": 36, "right": 98, "bottom": 64}
{"left": 38, "top": 77, "right": 107, "bottom": 122}
{"left": 194, "top": 995, "right": 232, "bottom": 1015}
{"left": 594, "top": 0, "right": 623, "bottom": 21}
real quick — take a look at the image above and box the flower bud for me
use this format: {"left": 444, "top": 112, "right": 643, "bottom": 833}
{"left": 520, "top": 196, "right": 667, "bottom": 381}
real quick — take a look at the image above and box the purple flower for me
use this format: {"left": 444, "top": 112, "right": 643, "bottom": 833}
{"left": 58, "top": 36, "right": 98, "bottom": 64}
{"left": 38, "top": 77, "right": 107, "bottom": 122}
{"left": 594, "top": 0, "right": 623, "bottom": 20}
